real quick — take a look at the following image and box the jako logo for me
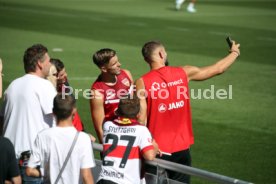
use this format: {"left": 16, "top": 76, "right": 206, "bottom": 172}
{"left": 168, "top": 100, "right": 184, "bottom": 110}
{"left": 158, "top": 103, "right": 167, "bottom": 113}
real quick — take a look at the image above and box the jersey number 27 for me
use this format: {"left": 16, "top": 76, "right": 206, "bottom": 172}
{"left": 103, "top": 134, "right": 136, "bottom": 168}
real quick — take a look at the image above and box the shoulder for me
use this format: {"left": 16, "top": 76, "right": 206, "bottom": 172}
{"left": 79, "top": 131, "right": 91, "bottom": 139}
{"left": 5, "top": 75, "right": 26, "bottom": 90}
{"left": 78, "top": 132, "right": 93, "bottom": 144}
{"left": 37, "top": 127, "right": 52, "bottom": 137}
{"left": 91, "top": 76, "right": 102, "bottom": 87}
{"left": 121, "top": 69, "right": 131, "bottom": 76}
{"left": 121, "top": 69, "right": 133, "bottom": 81}
{"left": 103, "top": 120, "right": 114, "bottom": 128}
{"left": 90, "top": 88, "right": 104, "bottom": 100}
{"left": 0, "top": 136, "right": 13, "bottom": 146}
{"left": 182, "top": 65, "right": 198, "bottom": 74}
{"left": 0, "top": 137, "right": 16, "bottom": 156}
{"left": 34, "top": 76, "right": 56, "bottom": 92}
{"left": 135, "top": 78, "right": 145, "bottom": 88}
{"left": 91, "top": 78, "right": 106, "bottom": 96}
{"left": 136, "top": 124, "right": 150, "bottom": 132}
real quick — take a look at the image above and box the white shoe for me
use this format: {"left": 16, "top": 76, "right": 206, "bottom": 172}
{"left": 176, "top": 0, "right": 185, "bottom": 10}
{"left": 187, "top": 3, "right": 196, "bottom": 13}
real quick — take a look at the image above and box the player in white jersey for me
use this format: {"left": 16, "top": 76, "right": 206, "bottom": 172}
{"left": 97, "top": 95, "right": 159, "bottom": 184}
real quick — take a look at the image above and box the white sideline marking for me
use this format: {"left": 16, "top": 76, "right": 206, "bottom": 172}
{"left": 126, "top": 22, "right": 147, "bottom": 27}
{"left": 209, "top": 31, "right": 231, "bottom": 36}
{"left": 167, "top": 27, "right": 189, "bottom": 32}
{"left": 0, "top": 6, "right": 77, "bottom": 18}
{"left": 257, "top": 37, "right": 276, "bottom": 42}
{"left": 52, "top": 48, "right": 63, "bottom": 52}
{"left": 88, "top": 17, "right": 109, "bottom": 22}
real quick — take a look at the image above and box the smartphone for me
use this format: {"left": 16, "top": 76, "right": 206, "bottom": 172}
{"left": 226, "top": 36, "right": 233, "bottom": 48}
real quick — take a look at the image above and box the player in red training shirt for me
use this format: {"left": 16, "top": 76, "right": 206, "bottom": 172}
{"left": 90, "top": 48, "right": 133, "bottom": 143}
{"left": 135, "top": 40, "right": 240, "bottom": 183}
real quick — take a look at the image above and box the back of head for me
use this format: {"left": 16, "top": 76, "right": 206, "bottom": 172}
{"left": 92, "top": 48, "right": 116, "bottom": 68}
{"left": 53, "top": 93, "right": 76, "bottom": 121}
{"left": 23, "top": 44, "right": 48, "bottom": 73}
{"left": 116, "top": 95, "right": 140, "bottom": 119}
{"left": 142, "top": 41, "right": 163, "bottom": 63}
{"left": 50, "top": 58, "right": 65, "bottom": 73}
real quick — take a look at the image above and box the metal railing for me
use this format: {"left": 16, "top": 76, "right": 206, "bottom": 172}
{"left": 92, "top": 143, "right": 253, "bottom": 184}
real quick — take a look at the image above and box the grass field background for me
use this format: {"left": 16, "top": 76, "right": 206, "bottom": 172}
{"left": 0, "top": 0, "right": 275, "bottom": 183}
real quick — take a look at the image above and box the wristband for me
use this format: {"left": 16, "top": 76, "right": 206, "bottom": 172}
{"left": 230, "top": 50, "right": 240, "bottom": 56}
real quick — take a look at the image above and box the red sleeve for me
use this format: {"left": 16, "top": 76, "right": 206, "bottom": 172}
{"left": 72, "top": 111, "right": 84, "bottom": 131}
{"left": 141, "top": 145, "right": 154, "bottom": 154}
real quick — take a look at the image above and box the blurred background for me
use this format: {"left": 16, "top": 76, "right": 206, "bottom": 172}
{"left": 0, "top": 0, "right": 275, "bottom": 183}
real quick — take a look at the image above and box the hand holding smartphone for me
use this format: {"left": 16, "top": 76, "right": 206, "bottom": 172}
{"left": 226, "top": 36, "right": 233, "bottom": 48}
{"left": 226, "top": 36, "right": 240, "bottom": 56}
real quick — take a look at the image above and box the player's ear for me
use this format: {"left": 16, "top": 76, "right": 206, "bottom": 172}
{"left": 37, "top": 59, "right": 43, "bottom": 70}
{"left": 158, "top": 51, "right": 163, "bottom": 59}
{"left": 100, "top": 65, "right": 107, "bottom": 73}
{"left": 160, "top": 48, "right": 168, "bottom": 60}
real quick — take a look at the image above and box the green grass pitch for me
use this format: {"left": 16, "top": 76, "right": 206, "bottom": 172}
{"left": 0, "top": 0, "right": 275, "bottom": 183}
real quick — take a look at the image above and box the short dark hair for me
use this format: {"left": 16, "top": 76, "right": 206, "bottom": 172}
{"left": 116, "top": 95, "right": 140, "bottom": 119}
{"left": 50, "top": 58, "right": 65, "bottom": 73}
{"left": 53, "top": 93, "right": 76, "bottom": 121}
{"left": 142, "top": 41, "right": 163, "bottom": 62}
{"left": 23, "top": 44, "right": 48, "bottom": 73}
{"left": 92, "top": 48, "right": 116, "bottom": 68}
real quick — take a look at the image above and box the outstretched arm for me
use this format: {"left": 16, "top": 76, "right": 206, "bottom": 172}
{"left": 135, "top": 78, "right": 147, "bottom": 125}
{"left": 184, "top": 40, "right": 240, "bottom": 81}
{"left": 90, "top": 89, "right": 105, "bottom": 144}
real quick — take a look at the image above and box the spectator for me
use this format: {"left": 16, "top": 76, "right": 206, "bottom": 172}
{"left": 0, "top": 58, "right": 3, "bottom": 98}
{"left": 97, "top": 95, "right": 159, "bottom": 184}
{"left": 49, "top": 58, "right": 84, "bottom": 132}
{"left": 135, "top": 40, "right": 240, "bottom": 183}
{"left": 26, "top": 94, "right": 95, "bottom": 184}
{"left": 0, "top": 136, "right": 21, "bottom": 184}
{"left": 0, "top": 44, "right": 57, "bottom": 183}
{"left": 49, "top": 58, "right": 67, "bottom": 93}
{"left": 90, "top": 48, "right": 133, "bottom": 143}
{"left": 0, "top": 58, "right": 21, "bottom": 184}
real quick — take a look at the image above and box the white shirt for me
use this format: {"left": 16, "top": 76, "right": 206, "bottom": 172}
{"left": 97, "top": 120, "right": 154, "bottom": 184}
{"left": 28, "top": 127, "right": 96, "bottom": 184}
{"left": 1, "top": 74, "right": 57, "bottom": 158}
